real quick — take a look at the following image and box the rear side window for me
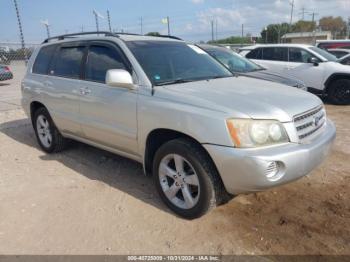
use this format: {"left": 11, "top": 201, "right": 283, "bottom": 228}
{"left": 53, "top": 46, "right": 85, "bottom": 79}
{"left": 262, "top": 47, "right": 288, "bottom": 61}
{"left": 32, "top": 45, "right": 56, "bottom": 75}
{"left": 246, "top": 48, "right": 262, "bottom": 59}
{"left": 85, "top": 45, "right": 128, "bottom": 83}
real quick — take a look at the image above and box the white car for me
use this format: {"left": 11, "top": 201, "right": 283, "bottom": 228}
{"left": 241, "top": 44, "right": 350, "bottom": 105}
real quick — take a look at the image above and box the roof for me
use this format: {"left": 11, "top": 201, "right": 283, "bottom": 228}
{"left": 240, "top": 44, "right": 314, "bottom": 49}
{"left": 281, "top": 31, "right": 332, "bottom": 39}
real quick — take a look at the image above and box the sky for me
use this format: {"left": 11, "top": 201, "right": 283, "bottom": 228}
{"left": 1, "top": 0, "right": 350, "bottom": 44}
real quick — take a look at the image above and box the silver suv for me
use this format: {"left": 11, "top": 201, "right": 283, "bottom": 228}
{"left": 21, "top": 32, "right": 336, "bottom": 219}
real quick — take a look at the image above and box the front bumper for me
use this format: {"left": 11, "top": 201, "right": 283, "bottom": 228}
{"left": 204, "top": 119, "right": 336, "bottom": 195}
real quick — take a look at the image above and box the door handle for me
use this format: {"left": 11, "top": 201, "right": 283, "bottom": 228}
{"left": 80, "top": 87, "right": 91, "bottom": 95}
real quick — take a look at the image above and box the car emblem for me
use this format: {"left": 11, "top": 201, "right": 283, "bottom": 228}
{"left": 314, "top": 116, "right": 321, "bottom": 127}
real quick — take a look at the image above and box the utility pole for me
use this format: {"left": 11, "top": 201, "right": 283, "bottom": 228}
{"left": 81, "top": 25, "right": 84, "bottom": 32}
{"left": 40, "top": 20, "right": 51, "bottom": 38}
{"left": 215, "top": 18, "right": 218, "bottom": 41}
{"left": 167, "top": 16, "right": 170, "bottom": 36}
{"left": 211, "top": 20, "right": 214, "bottom": 42}
{"left": 241, "top": 24, "right": 244, "bottom": 46}
{"left": 299, "top": 7, "right": 307, "bottom": 20}
{"left": 93, "top": 10, "right": 104, "bottom": 32}
{"left": 13, "top": 0, "right": 27, "bottom": 62}
{"left": 309, "top": 12, "right": 319, "bottom": 45}
{"left": 289, "top": 0, "right": 295, "bottom": 27}
{"left": 107, "top": 10, "right": 112, "bottom": 32}
{"left": 265, "top": 27, "right": 268, "bottom": 43}
{"left": 140, "top": 17, "right": 143, "bottom": 35}
{"left": 348, "top": 17, "right": 350, "bottom": 39}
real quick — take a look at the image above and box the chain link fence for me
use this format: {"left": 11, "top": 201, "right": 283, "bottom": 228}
{"left": 0, "top": 42, "right": 40, "bottom": 81}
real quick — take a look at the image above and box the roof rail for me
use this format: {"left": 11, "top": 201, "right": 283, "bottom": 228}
{"left": 156, "top": 35, "right": 183, "bottom": 41}
{"left": 42, "top": 31, "right": 119, "bottom": 43}
{"left": 42, "top": 31, "right": 183, "bottom": 44}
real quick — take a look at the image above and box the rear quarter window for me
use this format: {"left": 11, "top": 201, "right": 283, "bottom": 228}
{"left": 32, "top": 45, "right": 57, "bottom": 75}
{"left": 246, "top": 48, "right": 262, "bottom": 59}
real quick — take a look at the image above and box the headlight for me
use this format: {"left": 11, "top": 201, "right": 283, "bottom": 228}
{"left": 226, "top": 119, "right": 289, "bottom": 148}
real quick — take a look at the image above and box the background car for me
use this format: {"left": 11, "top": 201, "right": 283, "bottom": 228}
{"left": 327, "top": 49, "right": 350, "bottom": 59}
{"left": 316, "top": 40, "right": 350, "bottom": 50}
{"left": 339, "top": 54, "right": 350, "bottom": 66}
{"left": 199, "top": 44, "right": 306, "bottom": 90}
{"left": 242, "top": 44, "right": 350, "bottom": 105}
{"left": 0, "top": 65, "right": 13, "bottom": 81}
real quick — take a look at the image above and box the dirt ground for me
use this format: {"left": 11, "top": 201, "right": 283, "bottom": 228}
{"left": 0, "top": 63, "right": 349, "bottom": 255}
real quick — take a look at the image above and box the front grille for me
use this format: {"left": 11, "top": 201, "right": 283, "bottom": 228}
{"left": 294, "top": 105, "right": 326, "bottom": 143}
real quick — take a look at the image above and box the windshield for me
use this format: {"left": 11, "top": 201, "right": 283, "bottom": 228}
{"left": 204, "top": 47, "right": 263, "bottom": 73}
{"left": 309, "top": 47, "right": 338, "bottom": 62}
{"left": 126, "top": 41, "right": 232, "bottom": 85}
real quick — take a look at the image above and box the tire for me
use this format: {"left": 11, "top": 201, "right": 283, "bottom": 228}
{"left": 152, "top": 138, "right": 233, "bottom": 219}
{"left": 33, "top": 107, "right": 67, "bottom": 153}
{"left": 327, "top": 79, "right": 350, "bottom": 105}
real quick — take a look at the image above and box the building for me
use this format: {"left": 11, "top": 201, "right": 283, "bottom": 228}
{"left": 281, "top": 31, "right": 332, "bottom": 45}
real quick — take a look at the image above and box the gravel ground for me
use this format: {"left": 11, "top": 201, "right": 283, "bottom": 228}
{"left": 0, "top": 63, "right": 349, "bottom": 255}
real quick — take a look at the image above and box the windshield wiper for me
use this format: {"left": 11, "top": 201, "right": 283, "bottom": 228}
{"left": 155, "top": 78, "right": 195, "bottom": 86}
{"left": 207, "top": 75, "right": 233, "bottom": 80}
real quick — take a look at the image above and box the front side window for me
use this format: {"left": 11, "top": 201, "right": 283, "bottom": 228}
{"left": 85, "top": 45, "right": 128, "bottom": 83}
{"left": 289, "top": 48, "right": 319, "bottom": 63}
{"left": 32, "top": 45, "right": 57, "bottom": 75}
{"left": 262, "top": 47, "right": 288, "bottom": 61}
{"left": 126, "top": 41, "right": 232, "bottom": 85}
{"left": 53, "top": 46, "right": 85, "bottom": 79}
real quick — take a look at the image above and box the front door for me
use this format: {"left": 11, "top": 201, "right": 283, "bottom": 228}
{"left": 284, "top": 47, "right": 325, "bottom": 91}
{"left": 79, "top": 42, "right": 138, "bottom": 155}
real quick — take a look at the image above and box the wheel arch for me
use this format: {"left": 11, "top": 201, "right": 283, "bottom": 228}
{"left": 324, "top": 73, "right": 350, "bottom": 93}
{"left": 144, "top": 128, "right": 214, "bottom": 176}
{"left": 30, "top": 101, "right": 47, "bottom": 125}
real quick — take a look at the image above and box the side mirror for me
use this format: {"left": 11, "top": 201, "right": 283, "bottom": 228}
{"left": 308, "top": 57, "right": 319, "bottom": 66}
{"left": 106, "top": 69, "right": 135, "bottom": 89}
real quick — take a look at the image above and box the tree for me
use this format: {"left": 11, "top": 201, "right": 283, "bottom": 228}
{"left": 292, "top": 20, "right": 316, "bottom": 33}
{"left": 146, "top": 32, "right": 161, "bottom": 36}
{"left": 319, "top": 16, "right": 347, "bottom": 39}
{"left": 260, "top": 23, "right": 290, "bottom": 43}
{"left": 207, "top": 36, "right": 251, "bottom": 45}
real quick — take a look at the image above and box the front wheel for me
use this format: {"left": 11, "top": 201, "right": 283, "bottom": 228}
{"left": 153, "top": 138, "right": 232, "bottom": 219}
{"left": 327, "top": 79, "right": 350, "bottom": 105}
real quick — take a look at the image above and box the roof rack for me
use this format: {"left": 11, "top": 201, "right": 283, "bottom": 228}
{"left": 42, "top": 31, "right": 118, "bottom": 43}
{"left": 42, "top": 31, "right": 183, "bottom": 44}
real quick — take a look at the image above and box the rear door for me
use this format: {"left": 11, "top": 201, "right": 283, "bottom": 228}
{"left": 79, "top": 41, "right": 138, "bottom": 155}
{"left": 284, "top": 47, "right": 325, "bottom": 91}
{"left": 257, "top": 47, "right": 288, "bottom": 73}
{"left": 45, "top": 43, "right": 86, "bottom": 135}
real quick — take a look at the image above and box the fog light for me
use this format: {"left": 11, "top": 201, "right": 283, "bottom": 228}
{"left": 265, "top": 161, "right": 283, "bottom": 181}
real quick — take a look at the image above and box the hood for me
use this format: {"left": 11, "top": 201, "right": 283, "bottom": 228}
{"left": 326, "top": 61, "right": 350, "bottom": 72}
{"left": 155, "top": 76, "right": 322, "bottom": 122}
{"left": 242, "top": 70, "right": 304, "bottom": 88}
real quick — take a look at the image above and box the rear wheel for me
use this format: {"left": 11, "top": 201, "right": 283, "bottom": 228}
{"left": 33, "top": 107, "right": 67, "bottom": 153}
{"left": 153, "top": 138, "right": 232, "bottom": 219}
{"left": 327, "top": 79, "right": 350, "bottom": 105}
